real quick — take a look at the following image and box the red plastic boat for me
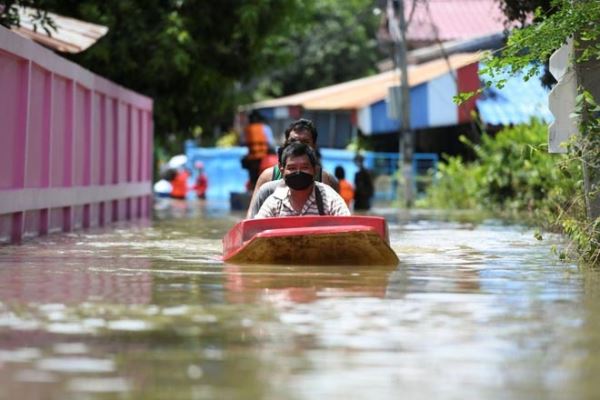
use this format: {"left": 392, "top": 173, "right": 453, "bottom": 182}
{"left": 222, "top": 216, "right": 399, "bottom": 265}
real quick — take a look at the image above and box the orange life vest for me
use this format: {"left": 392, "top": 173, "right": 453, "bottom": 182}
{"left": 194, "top": 174, "right": 208, "bottom": 197}
{"left": 338, "top": 179, "right": 354, "bottom": 206}
{"left": 259, "top": 153, "right": 278, "bottom": 173}
{"left": 171, "top": 170, "right": 189, "bottom": 199}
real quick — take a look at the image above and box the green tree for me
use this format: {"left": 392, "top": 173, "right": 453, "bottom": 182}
{"left": 497, "top": 0, "right": 553, "bottom": 23}
{"left": 2, "top": 0, "right": 383, "bottom": 152}
{"left": 249, "top": 0, "right": 381, "bottom": 99}
{"left": 2, "top": 0, "right": 310, "bottom": 153}
{"left": 485, "top": 0, "right": 599, "bottom": 86}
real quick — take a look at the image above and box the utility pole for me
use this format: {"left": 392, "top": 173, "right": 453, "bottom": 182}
{"left": 549, "top": 1, "right": 600, "bottom": 220}
{"left": 576, "top": 63, "right": 600, "bottom": 220}
{"left": 393, "top": 0, "right": 413, "bottom": 207}
{"left": 573, "top": 2, "right": 600, "bottom": 220}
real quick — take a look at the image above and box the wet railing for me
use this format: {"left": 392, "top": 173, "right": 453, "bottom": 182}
{"left": 0, "top": 26, "right": 154, "bottom": 243}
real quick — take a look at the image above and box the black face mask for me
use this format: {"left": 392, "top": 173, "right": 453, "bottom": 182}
{"left": 284, "top": 171, "right": 314, "bottom": 191}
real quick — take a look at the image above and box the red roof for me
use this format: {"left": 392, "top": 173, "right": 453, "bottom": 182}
{"left": 406, "top": 0, "right": 508, "bottom": 42}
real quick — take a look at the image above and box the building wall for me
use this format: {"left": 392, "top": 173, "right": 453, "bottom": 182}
{"left": 304, "top": 110, "right": 354, "bottom": 148}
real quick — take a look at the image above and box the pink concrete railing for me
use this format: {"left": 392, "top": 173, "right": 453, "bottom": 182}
{"left": 0, "top": 26, "right": 153, "bottom": 243}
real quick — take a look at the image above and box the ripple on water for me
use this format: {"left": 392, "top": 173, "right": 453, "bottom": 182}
{"left": 46, "top": 322, "right": 95, "bottom": 335}
{"left": 15, "top": 369, "right": 58, "bottom": 383}
{"left": 0, "top": 210, "right": 588, "bottom": 400}
{"left": 52, "top": 343, "right": 89, "bottom": 355}
{"left": 68, "top": 377, "right": 131, "bottom": 393}
{"left": 36, "top": 357, "right": 115, "bottom": 373}
{"left": 107, "top": 319, "right": 152, "bottom": 331}
{"left": 0, "top": 348, "right": 42, "bottom": 362}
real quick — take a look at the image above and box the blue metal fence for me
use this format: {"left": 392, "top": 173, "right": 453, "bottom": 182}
{"left": 184, "top": 141, "right": 438, "bottom": 201}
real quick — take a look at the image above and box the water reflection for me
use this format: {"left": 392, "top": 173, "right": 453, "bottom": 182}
{"left": 0, "top": 258, "right": 153, "bottom": 305}
{"left": 0, "top": 207, "right": 596, "bottom": 400}
{"left": 224, "top": 263, "right": 396, "bottom": 303}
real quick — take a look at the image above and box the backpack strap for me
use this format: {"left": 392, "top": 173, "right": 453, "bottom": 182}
{"left": 314, "top": 185, "right": 325, "bottom": 216}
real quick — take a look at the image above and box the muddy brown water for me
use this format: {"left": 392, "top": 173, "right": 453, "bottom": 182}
{"left": 1, "top": 200, "right": 599, "bottom": 400}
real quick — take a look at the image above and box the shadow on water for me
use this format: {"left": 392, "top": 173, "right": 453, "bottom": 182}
{"left": 0, "top": 199, "right": 599, "bottom": 399}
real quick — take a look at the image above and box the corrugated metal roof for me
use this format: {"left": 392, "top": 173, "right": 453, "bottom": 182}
{"left": 476, "top": 66, "right": 554, "bottom": 125}
{"left": 247, "top": 52, "right": 482, "bottom": 111}
{"left": 12, "top": 7, "right": 108, "bottom": 53}
{"left": 406, "top": 0, "right": 508, "bottom": 42}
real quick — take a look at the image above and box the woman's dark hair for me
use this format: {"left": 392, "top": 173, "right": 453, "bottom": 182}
{"left": 280, "top": 142, "right": 319, "bottom": 168}
{"left": 334, "top": 165, "right": 345, "bottom": 180}
{"left": 283, "top": 119, "right": 318, "bottom": 143}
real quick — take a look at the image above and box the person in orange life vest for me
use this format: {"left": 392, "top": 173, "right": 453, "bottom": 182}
{"left": 334, "top": 165, "right": 354, "bottom": 207}
{"left": 241, "top": 110, "right": 272, "bottom": 190}
{"left": 193, "top": 161, "right": 208, "bottom": 199}
{"left": 170, "top": 167, "right": 190, "bottom": 200}
{"left": 259, "top": 147, "right": 279, "bottom": 174}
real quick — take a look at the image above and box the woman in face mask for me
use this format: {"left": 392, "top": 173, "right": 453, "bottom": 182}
{"left": 254, "top": 142, "right": 350, "bottom": 218}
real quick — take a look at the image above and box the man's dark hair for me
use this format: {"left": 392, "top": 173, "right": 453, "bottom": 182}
{"left": 248, "top": 110, "right": 264, "bottom": 124}
{"left": 334, "top": 165, "right": 345, "bottom": 180}
{"left": 280, "top": 142, "right": 318, "bottom": 169}
{"left": 283, "top": 118, "right": 318, "bottom": 143}
{"left": 354, "top": 154, "right": 365, "bottom": 166}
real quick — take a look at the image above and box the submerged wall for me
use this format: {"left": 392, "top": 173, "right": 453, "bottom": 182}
{"left": 0, "top": 26, "right": 153, "bottom": 243}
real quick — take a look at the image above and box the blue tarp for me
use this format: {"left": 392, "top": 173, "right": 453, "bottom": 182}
{"left": 184, "top": 142, "right": 438, "bottom": 201}
{"left": 183, "top": 145, "right": 369, "bottom": 200}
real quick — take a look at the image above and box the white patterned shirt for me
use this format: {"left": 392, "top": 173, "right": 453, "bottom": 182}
{"left": 255, "top": 181, "right": 351, "bottom": 218}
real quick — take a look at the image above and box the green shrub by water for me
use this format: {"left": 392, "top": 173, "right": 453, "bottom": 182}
{"left": 419, "top": 121, "right": 599, "bottom": 265}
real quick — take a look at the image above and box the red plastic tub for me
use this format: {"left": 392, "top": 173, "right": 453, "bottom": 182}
{"left": 222, "top": 216, "right": 399, "bottom": 266}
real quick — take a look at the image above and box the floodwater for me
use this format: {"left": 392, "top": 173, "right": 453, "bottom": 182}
{"left": 1, "top": 200, "right": 599, "bottom": 400}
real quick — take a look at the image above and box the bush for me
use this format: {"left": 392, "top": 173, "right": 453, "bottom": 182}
{"left": 423, "top": 121, "right": 577, "bottom": 217}
{"left": 420, "top": 121, "right": 599, "bottom": 265}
